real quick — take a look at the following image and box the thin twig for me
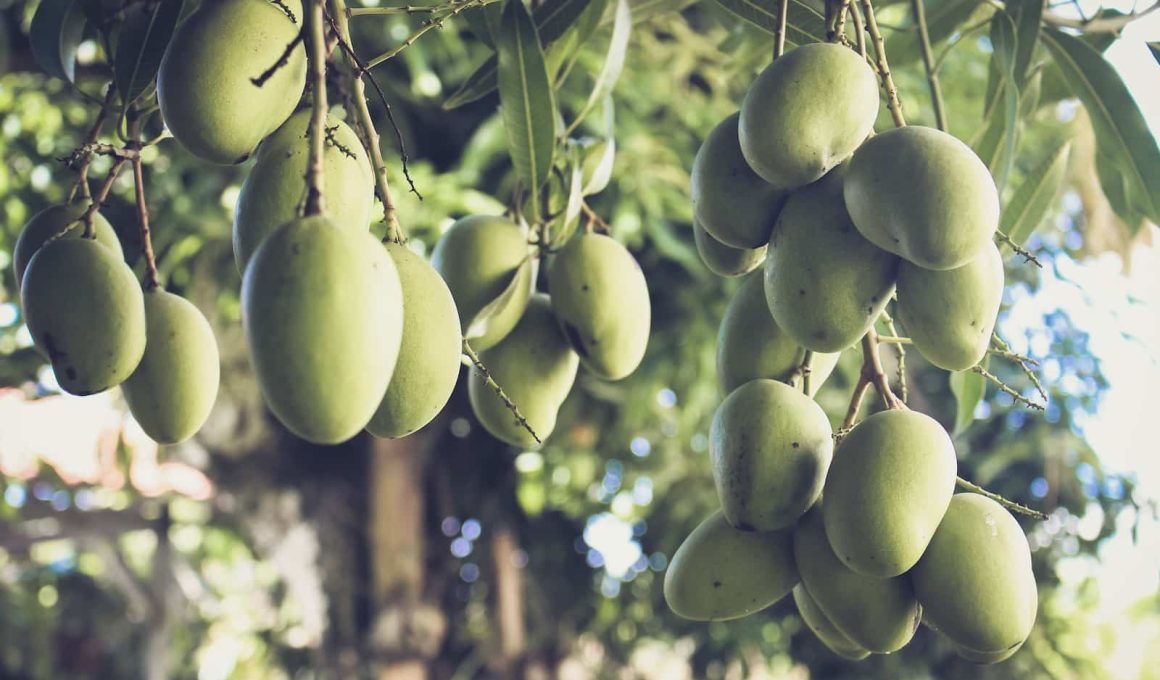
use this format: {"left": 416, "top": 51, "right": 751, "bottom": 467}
{"left": 995, "top": 228, "right": 1043, "bottom": 268}
{"left": 773, "top": 0, "right": 789, "bottom": 59}
{"left": 74, "top": 159, "right": 129, "bottom": 239}
{"left": 363, "top": 0, "right": 490, "bottom": 70}
{"left": 860, "top": 0, "right": 905, "bottom": 127}
{"left": 304, "top": 0, "right": 328, "bottom": 217}
{"left": 68, "top": 86, "right": 119, "bottom": 203}
{"left": 580, "top": 202, "right": 611, "bottom": 234}
{"left": 850, "top": 1, "right": 868, "bottom": 59}
{"left": 972, "top": 365, "right": 1046, "bottom": 410}
{"left": 347, "top": 0, "right": 488, "bottom": 17}
{"left": 840, "top": 379, "right": 872, "bottom": 434}
{"left": 128, "top": 116, "right": 160, "bottom": 290}
{"left": 911, "top": 0, "right": 947, "bottom": 130}
{"left": 801, "top": 351, "right": 814, "bottom": 395}
{"left": 463, "top": 340, "right": 541, "bottom": 445}
{"left": 992, "top": 332, "right": 1048, "bottom": 403}
{"left": 252, "top": 28, "right": 306, "bottom": 87}
{"left": 955, "top": 476, "right": 1049, "bottom": 520}
{"left": 829, "top": 0, "right": 852, "bottom": 43}
{"left": 882, "top": 312, "right": 908, "bottom": 403}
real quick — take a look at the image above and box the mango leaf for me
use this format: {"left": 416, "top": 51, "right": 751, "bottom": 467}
{"left": 1148, "top": 41, "right": 1160, "bottom": 66}
{"left": 580, "top": 136, "right": 615, "bottom": 195}
{"left": 886, "top": 0, "right": 988, "bottom": 67}
{"left": 550, "top": 153, "right": 586, "bottom": 247}
{"left": 628, "top": 0, "right": 696, "bottom": 23}
{"left": 466, "top": 256, "right": 538, "bottom": 342}
{"left": 114, "top": 0, "right": 184, "bottom": 107}
{"left": 565, "top": 0, "right": 630, "bottom": 135}
{"left": 949, "top": 367, "right": 986, "bottom": 435}
{"left": 538, "top": 0, "right": 600, "bottom": 42}
{"left": 1010, "top": 0, "right": 1044, "bottom": 86}
{"left": 711, "top": 0, "right": 828, "bottom": 46}
{"left": 1043, "top": 28, "right": 1160, "bottom": 229}
{"left": 462, "top": 2, "right": 504, "bottom": 47}
{"left": 1000, "top": 140, "right": 1070, "bottom": 249}
{"left": 30, "top": 0, "right": 87, "bottom": 82}
{"left": 1095, "top": 146, "right": 1146, "bottom": 229}
{"left": 978, "top": 12, "right": 1019, "bottom": 191}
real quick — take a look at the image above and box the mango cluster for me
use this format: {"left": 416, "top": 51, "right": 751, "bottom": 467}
{"left": 665, "top": 42, "right": 1036, "bottom": 664}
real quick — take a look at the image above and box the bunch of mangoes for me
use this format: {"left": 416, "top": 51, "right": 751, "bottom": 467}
{"left": 666, "top": 41, "right": 1036, "bottom": 664}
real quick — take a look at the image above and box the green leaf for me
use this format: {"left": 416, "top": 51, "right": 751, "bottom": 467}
{"left": 1000, "top": 140, "right": 1070, "bottom": 249}
{"left": 980, "top": 12, "right": 1019, "bottom": 191}
{"left": 445, "top": 57, "right": 500, "bottom": 109}
{"left": 949, "top": 368, "right": 986, "bottom": 435}
{"left": 886, "top": 0, "right": 988, "bottom": 67}
{"left": 538, "top": 0, "right": 600, "bottom": 43}
{"left": 711, "top": 0, "right": 829, "bottom": 46}
{"left": 1043, "top": 28, "right": 1160, "bottom": 229}
{"left": 497, "top": 0, "right": 557, "bottom": 211}
{"left": 30, "top": 0, "right": 87, "bottom": 82}
{"left": 1148, "top": 41, "right": 1160, "bottom": 66}
{"left": 462, "top": 3, "right": 503, "bottom": 47}
{"left": 114, "top": 0, "right": 184, "bottom": 107}
{"left": 466, "top": 256, "right": 538, "bottom": 341}
{"left": 1009, "top": 0, "right": 1044, "bottom": 86}
{"left": 580, "top": 136, "right": 615, "bottom": 195}
{"left": 565, "top": 0, "right": 630, "bottom": 136}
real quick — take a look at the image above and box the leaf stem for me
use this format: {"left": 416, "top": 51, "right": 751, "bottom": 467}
{"left": 859, "top": 0, "right": 905, "bottom": 127}
{"left": 463, "top": 340, "right": 541, "bottom": 445}
{"left": 911, "top": 0, "right": 947, "bottom": 130}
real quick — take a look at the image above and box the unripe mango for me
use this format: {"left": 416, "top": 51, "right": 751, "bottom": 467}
{"left": 664, "top": 510, "right": 797, "bottom": 621}
{"left": 844, "top": 126, "right": 1000, "bottom": 270}
{"left": 912, "top": 493, "right": 1037, "bottom": 658}
{"left": 693, "top": 218, "right": 766, "bottom": 277}
{"left": 122, "top": 290, "right": 221, "bottom": 444}
{"left": 739, "top": 43, "right": 879, "bottom": 189}
{"left": 547, "top": 233, "right": 650, "bottom": 381}
{"left": 711, "top": 379, "right": 832, "bottom": 531}
{"left": 432, "top": 215, "right": 530, "bottom": 351}
{"left": 367, "top": 244, "right": 462, "bottom": 439}
{"left": 794, "top": 504, "right": 921, "bottom": 653}
{"left": 764, "top": 170, "right": 898, "bottom": 353}
{"left": 468, "top": 295, "right": 578, "bottom": 448}
{"left": 691, "top": 113, "right": 787, "bottom": 248}
{"left": 897, "top": 242, "right": 1004, "bottom": 371}
{"left": 21, "top": 239, "right": 145, "bottom": 395}
{"left": 242, "top": 216, "right": 403, "bottom": 444}
{"left": 792, "top": 585, "right": 871, "bottom": 661}
{"left": 157, "top": 0, "right": 306, "bottom": 164}
{"left": 14, "top": 204, "right": 122, "bottom": 294}
{"left": 233, "top": 111, "right": 373, "bottom": 271}
{"left": 717, "top": 272, "right": 839, "bottom": 395}
{"left": 824, "top": 409, "right": 957, "bottom": 577}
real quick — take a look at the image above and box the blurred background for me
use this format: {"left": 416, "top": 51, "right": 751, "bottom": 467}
{"left": 1, "top": 0, "right": 1158, "bottom": 678}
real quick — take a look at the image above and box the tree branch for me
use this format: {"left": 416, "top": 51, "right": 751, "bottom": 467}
{"left": 955, "top": 476, "right": 1049, "bottom": 520}
{"left": 129, "top": 115, "right": 160, "bottom": 290}
{"left": 860, "top": 0, "right": 905, "bottom": 126}
{"left": 911, "top": 0, "right": 947, "bottom": 130}
{"left": 362, "top": 0, "right": 491, "bottom": 71}
{"left": 972, "top": 364, "right": 1046, "bottom": 410}
{"left": 304, "top": 0, "right": 328, "bottom": 217}
{"left": 462, "top": 340, "right": 541, "bottom": 445}
{"left": 996, "top": 228, "right": 1043, "bottom": 268}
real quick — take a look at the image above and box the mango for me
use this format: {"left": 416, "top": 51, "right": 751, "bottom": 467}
{"left": 843, "top": 126, "right": 1000, "bottom": 270}
{"left": 691, "top": 113, "right": 787, "bottom": 248}
{"left": 467, "top": 294, "right": 578, "bottom": 448}
{"left": 764, "top": 170, "right": 899, "bottom": 353}
{"left": 717, "top": 272, "right": 839, "bottom": 395}
{"left": 823, "top": 409, "right": 957, "bottom": 577}
{"left": 122, "top": 290, "right": 221, "bottom": 444}
{"left": 13, "top": 204, "right": 122, "bottom": 294}
{"left": 711, "top": 379, "right": 832, "bottom": 531}
{"left": 739, "top": 43, "right": 879, "bottom": 189}
{"left": 242, "top": 216, "right": 403, "bottom": 444}
{"left": 911, "top": 493, "right": 1038, "bottom": 657}
{"left": 693, "top": 217, "right": 766, "bottom": 277}
{"left": 663, "top": 510, "right": 797, "bottom": 621}
{"left": 794, "top": 504, "right": 922, "bottom": 653}
{"left": 954, "top": 641, "right": 1024, "bottom": 664}
{"left": 546, "top": 233, "right": 650, "bottom": 380}
{"left": 432, "top": 215, "right": 530, "bottom": 351}
{"left": 233, "top": 110, "right": 373, "bottom": 271}
{"left": 21, "top": 238, "right": 145, "bottom": 395}
{"left": 157, "top": 0, "right": 306, "bottom": 164}
{"left": 792, "top": 585, "right": 871, "bottom": 661}
{"left": 367, "top": 243, "right": 462, "bottom": 439}
{"left": 897, "top": 242, "right": 1004, "bottom": 371}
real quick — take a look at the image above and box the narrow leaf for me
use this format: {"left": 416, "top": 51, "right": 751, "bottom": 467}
{"left": 1000, "top": 140, "right": 1070, "bottom": 248}
{"left": 445, "top": 57, "right": 499, "bottom": 109}
{"left": 1148, "top": 41, "right": 1160, "bottom": 66}
{"left": 538, "top": 0, "right": 599, "bottom": 43}
{"left": 580, "top": 136, "right": 616, "bottom": 195}
{"left": 949, "top": 368, "right": 986, "bottom": 435}
{"left": 462, "top": 3, "right": 502, "bottom": 47}
{"left": 114, "top": 0, "right": 184, "bottom": 106}
{"left": 565, "top": 0, "right": 630, "bottom": 136}
{"left": 712, "top": 0, "right": 829, "bottom": 46}
{"left": 466, "top": 257, "right": 538, "bottom": 341}
{"left": 984, "top": 12, "right": 1019, "bottom": 190}
{"left": 30, "top": 0, "right": 87, "bottom": 82}
{"left": 886, "top": 0, "right": 988, "bottom": 67}
{"left": 1010, "top": 0, "right": 1045, "bottom": 86}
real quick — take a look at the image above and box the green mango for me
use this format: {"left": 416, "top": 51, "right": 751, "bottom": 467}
{"left": 233, "top": 110, "right": 374, "bottom": 271}
{"left": 468, "top": 295, "right": 578, "bottom": 448}
{"left": 691, "top": 112, "right": 787, "bottom": 248}
{"left": 911, "top": 493, "right": 1038, "bottom": 657}
{"left": 710, "top": 379, "right": 832, "bottom": 531}
{"left": 739, "top": 43, "right": 879, "bottom": 189}
{"left": 897, "top": 242, "right": 1004, "bottom": 371}
{"left": 954, "top": 641, "right": 1024, "bottom": 665}
{"left": 21, "top": 238, "right": 145, "bottom": 396}
{"left": 717, "top": 271, "right": 840, "bottom": 395}
{"left": 792, "top": 585, "right": 871, "bottom": 661}
{"left": 157, "top": 0, "right": 306, "bottom": 164}
{"left": 844, "top": 126, "right": 1000, "bottom": 270}
{"left": 13, "top": 204, "right": 122, "bottom": 294}
{"left": 823, "top": 409, "right": 957, "bottom": 578}
{"left": 794, "top": 504, "right": 922, "bottom": 653}
{"left": 122, "top": 290, "right": 221, "bottom": 444}
{"left": 663, "top": 510, "right": 797, "bottom": 621}
{"left": 367, "top": 244, "right": 463, "bottom": 439}
{"left": 242, "top": 216, "right": 403, "bottom": 444}
{"left": 764, "top": 170, "right": 899, "bottom": 353}
{"left": 693, "top": 217, "right": 766, "bottom": 277}
{"left": 546, "top": 233, "right": 650, "bottom": 381}
{"left": 431, "top": 215, "right": 530, "bottom": 351}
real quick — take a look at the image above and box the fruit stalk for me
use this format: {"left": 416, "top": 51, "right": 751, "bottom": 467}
{"left": 911, "top": 0, "right": 948, "bottom": 131}
{"left": 304, "top": 0, "right": 328, "bottom": 217}
{"left": 858, "top": 0, "right": 905, "bottom": 127}
{"left": 77, "top": 158, "right": 128, "bottom": 239}
{"left": 954, "top": 476, "right": 1048, "bottom": 520}
{"left": 67, "top": 85, "right": 119, "bottom": 203}
{"left": 773, "top": 0, "right": 789, "bottom": 60}
{"left": 128, "top": 116, "right": 160, "bottom": 290}
{"left": 463, "top": 340, "right": 542, "bottom": 445}
{"left": 827, "top": 0, "right": 852, "bottom": 43}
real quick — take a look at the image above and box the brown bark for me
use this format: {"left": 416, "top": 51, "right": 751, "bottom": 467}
{"left": 493, "top": 527, "right": 526, "bottom": 675}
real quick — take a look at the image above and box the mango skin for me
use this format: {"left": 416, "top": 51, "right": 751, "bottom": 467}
{"left": 912, "top": 493, "right": 1038, "bottom": 657}
{"left": 897, "top": 242, "right": 1004, "bottom": 371}
{"left": 663, "top": 510, "right": 798, "bottom": 621}
{"left": 693, "top": 218, "right": 766, "bottom": 277}
{"left": 233, "top": 111, "right": 373, "bottom": 271}
{"left": 367, "top": 244, "right": 462, "bottom": 439}
{"left": 711, "top": 379, "right": 833, "bottom": 531}
{"left": 21, "top": 239, "right": 145, "bottom": 396}
{"left": 955, "top": 641, "right": 1024, "bottom": 665}
{"left": 13, "top": 204, "right": 122, "bottom": 294}
{"left": 764, "top": 170, "right": 899, "bottom": 353}
{"left": 691, "top": 113, "right": 787, "bottom": 248}
{"left": 431, "top": 215, "right": 530, "bottom": 351}
{"left": 739, "top": 43, "right": 879, "bottom": 189}
{"left": 468, "top": 295, "right": 578, "bottom": 449}
{"left": 157, "top": 0, "right": 306, "bottom": 164}
{"left": 794, "top": 504, "right": 922, "bottom": 653}
{"left": 242, "top": 216, "right": 403, "bottom": 445}
{"left": 717, "top": 272, "right": 839, "bottom": 395}
{"left": 844, "top": 126, "right": 1001, "bottom": 270}
{"left": 792, "top": 585, "right": 871, "bottom": 661}
{"left": 547, "top": 233, "right": 650, "bottom": 380}
{"left": 122, "top": 290, "right": 221, "bottom": 444}
{"left": 823, "top": 409, "right": 957, "bottom": 578}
